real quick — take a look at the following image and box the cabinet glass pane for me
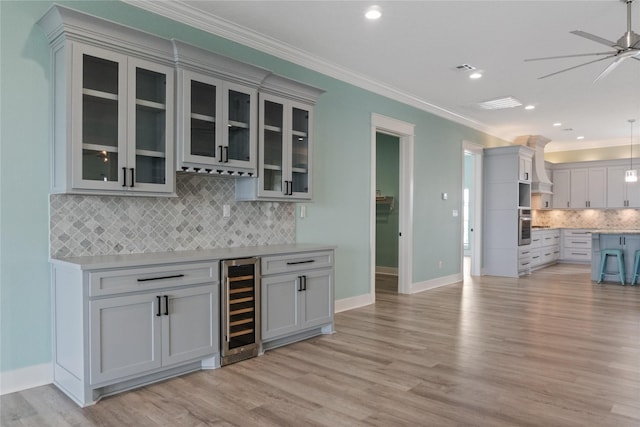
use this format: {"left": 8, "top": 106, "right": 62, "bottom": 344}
{"left": 291, "top": 107, "right": 309, "bottom": 194}
{"left": 83, "top": 55, "right": 118, "bottom": 94}
{"left": 82, "top": 54, "right": 120, "bottom": 182}
{"left": 135, "top": 67, "right": 166, "bottom": 185}
{"left": 263, "top": 101, "right": 283, "bottom": 192}
{"left": 82, "top": 149, "right": 119, "bottom": 182}
{"left": 190, "top": 80, "right": 217, "bottom": 158}
{"left": 228, "top": 90, "right": 251, "bottom": 162}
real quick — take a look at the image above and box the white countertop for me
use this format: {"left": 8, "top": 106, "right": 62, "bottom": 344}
{"left": 50, "top": 243, "right": 336, "bottom": 270}
{"left": 591, "top": 230, "right": 640, "bottom": 235}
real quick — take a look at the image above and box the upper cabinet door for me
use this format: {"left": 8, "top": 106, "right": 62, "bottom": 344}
{"left": 259, "top": 94, "right": 287, "bottom": 198}
{"left": 127, "top": 58, "right": 174, "bottom": 194}
{"left": 290, "top": 103, "right": 312, "bottom": 199}
{"left": 72, "top": 44, "right": 128, "bottom": 191}
{"left": 222, "top": 82, "right": 257, "bottom": 172}
{"left": 178, "top": 71, "right": 224, "bottom": 168}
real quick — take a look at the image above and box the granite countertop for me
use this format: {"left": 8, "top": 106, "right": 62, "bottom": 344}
{"left": 50, "top": 243, "right": 337, "bottom": 270}
{"left": 590, "top": 229, "right": 640, "bottom": 235}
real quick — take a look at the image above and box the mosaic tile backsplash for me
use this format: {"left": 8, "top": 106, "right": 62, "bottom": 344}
{"left": 50, "top": 174, "right": 296, "bottom": 258}
{"left": 533, "top": 208, "right": 640, "bottom": 229}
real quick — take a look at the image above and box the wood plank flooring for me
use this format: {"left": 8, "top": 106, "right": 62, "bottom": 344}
{"left": 3, "top": 263, "right": 640, "bottom": 426}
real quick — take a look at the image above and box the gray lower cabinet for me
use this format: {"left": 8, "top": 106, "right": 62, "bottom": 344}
{"left": 261, "top": 251, "right": 334, "bottom": 349}
{"left": 52, "top": 260, "right": 219, "bottom": 406}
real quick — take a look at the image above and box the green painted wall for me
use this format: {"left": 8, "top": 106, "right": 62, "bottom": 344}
{"left": 375, "top": 133, "right": 399, "bottom": 268}
{"left": 1, "top": 0, "right": 509, "bottom": 373}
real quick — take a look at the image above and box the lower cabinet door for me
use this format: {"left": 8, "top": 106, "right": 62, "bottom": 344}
{"left": 262, "top": 273, "right": 300, "bottom": 341}
{"left": 90, "top": 293, "right": 162, "bottom": 385}
{"left": 300, "top": 269, "right": 333, "bottom": 330}
{"left": 162, "top": 284, "right": 218, "bottom": 366}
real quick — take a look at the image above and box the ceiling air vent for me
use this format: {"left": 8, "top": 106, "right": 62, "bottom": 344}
{"left": 456, "top": 64, "right": 476, "bottom": 71}
{"left": 476, "top": 96, "right": 523, "bottom": 110}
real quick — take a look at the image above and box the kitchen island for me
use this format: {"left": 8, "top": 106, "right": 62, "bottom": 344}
{"left": 591, "top": 230, "right": 640, "bottom": 284}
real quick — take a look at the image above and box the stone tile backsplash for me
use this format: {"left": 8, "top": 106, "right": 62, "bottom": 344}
{"left": 50, "top": 173, "right": 295, "bottom": 258}
{"left": 533, "top": 208, "right": 640, "bottom": 229}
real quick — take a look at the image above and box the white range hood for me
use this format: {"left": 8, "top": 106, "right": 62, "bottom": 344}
{"left": 514, "top": 135, "right": 553, "bottom": 194}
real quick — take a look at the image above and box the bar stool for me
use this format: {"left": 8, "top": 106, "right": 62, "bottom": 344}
{"left": 632, "top": 250, "right": 640, "bottom": 286}
{"left": 597, "top": 249, "right": 625, "bottom": 285}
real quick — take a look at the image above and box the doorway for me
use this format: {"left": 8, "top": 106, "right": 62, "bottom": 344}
{"left": 462, "top": 141, "right": 483, "bottom": 277}
{"left": 370, "top": 114, "right": 414, "bottom": 299}
{"left": 375, "top": 133, "right": 400, "bottom": 293}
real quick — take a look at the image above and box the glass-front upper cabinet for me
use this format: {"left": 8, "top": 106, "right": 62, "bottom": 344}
{"left": 255, "top": 93, "right": 313, "bottom": 200}
{"left": 39, "top": 6, "right": 175, "bottom": 196}
{"left": 174, "top": 41, "right": 265, "bottom": 176}
{"left": 177, "top": 73, "right": 257, "bottom": 174}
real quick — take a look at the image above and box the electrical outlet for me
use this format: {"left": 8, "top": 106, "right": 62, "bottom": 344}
{"left": 223, "top": 204, "right": 230, "bottom": 218}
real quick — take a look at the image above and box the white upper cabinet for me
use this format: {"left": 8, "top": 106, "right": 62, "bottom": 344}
{"left": 569, "top": 167, "right": 606, "bottom": 208}
{"left": 552, "top": 169, "right": 571, "bottom": 208}
{"left": 38, "top": 5, "right": 175, "bottom": 196}
{"left": 607, "top": 165, "right": 640, "bottom": 208}
{"left": 173, "top": 41, "right": 270, "bottom": 176}
{"left": 519, "top": 156, "right": 532, "bottom": 182}
{"left": 236, "top": 75, "right": 324, "bottom": 201}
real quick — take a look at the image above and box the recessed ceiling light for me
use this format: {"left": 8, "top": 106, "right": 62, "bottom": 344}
{"left": 553, "top": 122, "right": 562, "bottom": 127}
{"left": 524, "top": 105, "right": 535, "bottom": 110}
{"left": 476, "top": 96, "right": 522, "bottom": 110}
{"left": 577, "top": 136, "right": 585, "bottom": 140}
{"left": 469, "top": 72, "right": 483, "bottom": 79}
{"left": 365, "top": 5, "right": 382, "bottom": 20}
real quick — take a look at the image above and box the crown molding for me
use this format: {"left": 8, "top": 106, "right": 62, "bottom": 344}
{"left": 122, "top": 0, "right": 504, "bottom": 140}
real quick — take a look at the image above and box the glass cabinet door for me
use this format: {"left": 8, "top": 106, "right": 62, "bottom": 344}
{"left": 182, "top": 72, "right": 222, "bottom": 165}
{"left": 76, "top": 46, "right": 126, "bottom": 189}
{"left": 261, "top": 98, "right": 285, "bottom": 194}
{"left": 128, "top": 58, "right": 173, "bottom": 192}
{"left": 224, "top": 83, "right": 256, "bottom": 169}
{"left": 291, "top": 106, "right": 310, "bottom": 196}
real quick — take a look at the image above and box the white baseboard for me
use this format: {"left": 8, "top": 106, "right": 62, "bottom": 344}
{"left": 334, "top": 292, "right": 374, "bottom": 313}
{"left": 1, "top": 362, "right": 53, "bottom": 395}
{"left": 375, "top": 266, "right": 398, "bottom": 276}
{"left": 411, "top": 273, "right": 462, "bottom": 294}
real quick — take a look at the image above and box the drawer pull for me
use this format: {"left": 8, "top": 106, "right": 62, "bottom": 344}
{"left": 156, "top": 296, "right": 162, "bottom": 317}
{"left": 137, "top": 274, "right": 185, "bottom": 282}
{"left": 286, "top": 260, "right": 315, "bottom": 265}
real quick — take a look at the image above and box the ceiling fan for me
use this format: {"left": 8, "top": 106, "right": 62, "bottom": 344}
{"left": 526, "top": 0, "right": 640, "bottom": 81}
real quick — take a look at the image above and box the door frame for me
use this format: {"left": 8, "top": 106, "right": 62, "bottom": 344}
{"left": 462, "top": 140, "right": 483, "bottom": 276}
{"left": 370, "top": 113, "right": 414, "bottom": 296}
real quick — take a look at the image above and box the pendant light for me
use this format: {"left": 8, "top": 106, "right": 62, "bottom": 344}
{"left": 625, "top": 119, "right": 637, "bottom": 183}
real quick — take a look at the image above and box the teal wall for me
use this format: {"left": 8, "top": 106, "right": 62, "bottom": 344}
{"left": 0, "top": 0, "right": 509, "bottom": 373}
{"left": 375, "top": 133, "right": 399, "bottom": 268}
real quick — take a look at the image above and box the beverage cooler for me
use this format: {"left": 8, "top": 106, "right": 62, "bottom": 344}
{"left": 220, "top": 257, "right": 260, "bottom": 365}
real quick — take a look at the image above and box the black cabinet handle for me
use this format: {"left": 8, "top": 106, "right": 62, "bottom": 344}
{"left": 122, "top": 167, "right": 127, "bottom": 187}
{"left": 130, "top": 168, "right": 135, "bottom": 187}
{"left": 286, "top": 260, "right": 315, "bottom": 265}
{"left": 163, "top": 295, "right": 169, "bottom": 316}
{"left": 302, "top": 275, "right": 307, "bottom": 291}
{"left": 156, "top": 296, "right": 162, "bottom": 317}
{"left": 224, "top": 146, "right": 229, "bottom": 163}
{"left": 137, "top": 274, "right": 185, "bottom": 282}
{"left": 297, "top": 276, "right": 302, "bottom": 292}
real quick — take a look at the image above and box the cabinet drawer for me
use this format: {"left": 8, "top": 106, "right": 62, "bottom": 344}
{"left": 89, "top": 262, "right": 219, "bottom": 297}
{"left": 562, "top": 248, "right": 591, "bottom": 262}
{"left": 262, "top": 251, "right": 333, "bottom": 275}
{"left": 564, "top": 237, "right": 591, "bottom": 248}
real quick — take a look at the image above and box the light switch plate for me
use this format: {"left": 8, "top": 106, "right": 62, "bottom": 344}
{"left": 452, "top": 209, "right": 458, "bottom": 217}
{"left": 442, "top": 192, "right": 448, "bottom": 200}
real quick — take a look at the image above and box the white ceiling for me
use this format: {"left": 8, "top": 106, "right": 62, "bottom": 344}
{"left": 129, "top": 0, "right": 640, "bottom": 152}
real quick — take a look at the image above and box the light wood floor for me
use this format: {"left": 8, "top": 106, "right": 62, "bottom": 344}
{"left": 3, "top": 263, "right": 640, "bottom": 426}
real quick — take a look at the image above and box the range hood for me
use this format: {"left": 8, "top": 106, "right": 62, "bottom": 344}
{"left": 514, "top": 135, "right": 553, "bottom": 194}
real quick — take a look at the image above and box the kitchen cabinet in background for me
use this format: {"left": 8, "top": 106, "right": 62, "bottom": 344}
{"left": 561, "top": 229, "right": 592, "bottom": 263}
{"left": 38, "top": 5, "right": 175, "bottom": 196}
{"left": 173, "top": 41, "right": 270, "bottom": 176}
{"left": 569, "top": 167, "right": 606, "bottom": 208}
{"left": 483, "top": 145, "right": 535, "bottom": 277}
{"left": 607, "top": 165, "right": 640, "bottom": 208}
{"left": 236, "top": 75, "right": 324, "bottom": 201}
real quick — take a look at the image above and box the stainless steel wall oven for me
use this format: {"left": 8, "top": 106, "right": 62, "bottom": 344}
{"left": 221, "top": 258, "right": 260, "bottom": 365}
{"left": 518, "top": 209, "right": 532, "bottom": 246}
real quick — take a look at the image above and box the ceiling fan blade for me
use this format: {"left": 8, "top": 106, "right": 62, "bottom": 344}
{"left": 570, "top": 30, "right": 621, "bottom": 48}
{"left": 538, "top": 54, "right": 617, "bottom": 79}
{"left": 525, "top": 51, "right": 616, "bottom": 62}
{"left": 593, "top": 56, "right": 627, "bottom": 82}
